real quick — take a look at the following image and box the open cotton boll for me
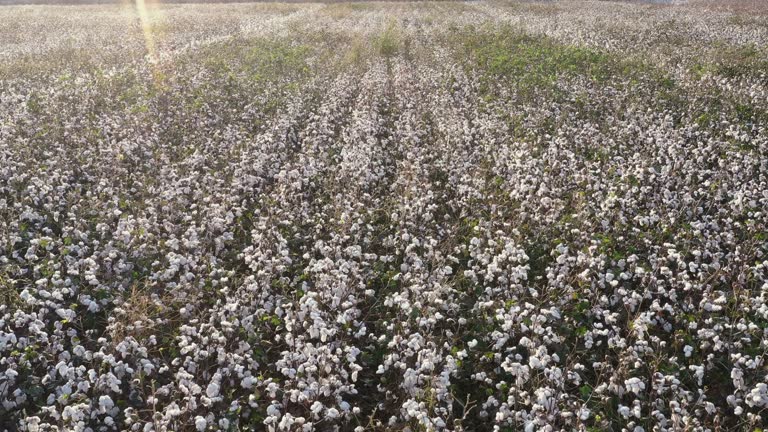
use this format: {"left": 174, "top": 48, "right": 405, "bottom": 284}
{"left": 1, "top": 1, "right": 767, "bottom": 431}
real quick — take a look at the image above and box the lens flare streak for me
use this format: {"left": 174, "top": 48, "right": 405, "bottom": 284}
{"left": 134, "top": 0, "right": 157, "bottom": 62}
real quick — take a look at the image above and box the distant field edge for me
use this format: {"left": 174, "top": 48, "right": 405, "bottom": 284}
{"left": 0, "top": 0, "right": 480, "bottom": 6}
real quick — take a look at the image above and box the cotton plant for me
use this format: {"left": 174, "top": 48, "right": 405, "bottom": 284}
{"left": 1, "top": 1, "right": 768, "bottom": 431}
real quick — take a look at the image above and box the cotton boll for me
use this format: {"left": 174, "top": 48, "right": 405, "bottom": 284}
{"left": 206, "top": 381, "right": 220, "bottom": 398}
{"left": 98, "top": 396, "right": 114, "bottom": 413}
{"left": 578, "top": 407, "right": 590, "bottom": 420}
{"left": 684, "top": 345, "right": 693, "bottom": 358}
{"left": 195, "top": 416, "right": 207, "bottom": 431}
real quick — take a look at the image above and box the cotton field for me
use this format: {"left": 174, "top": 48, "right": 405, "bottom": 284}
{"left": 1, "top": 0, "right": 767, "bottom": 431}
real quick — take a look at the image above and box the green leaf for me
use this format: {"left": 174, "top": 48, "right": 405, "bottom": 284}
{"left": 579, "top": 384, "right": 591, "bottom": 399}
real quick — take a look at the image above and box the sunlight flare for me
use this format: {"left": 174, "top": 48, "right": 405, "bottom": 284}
{"left": 134, "top": 0, "right": 158, "bottom": 62}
